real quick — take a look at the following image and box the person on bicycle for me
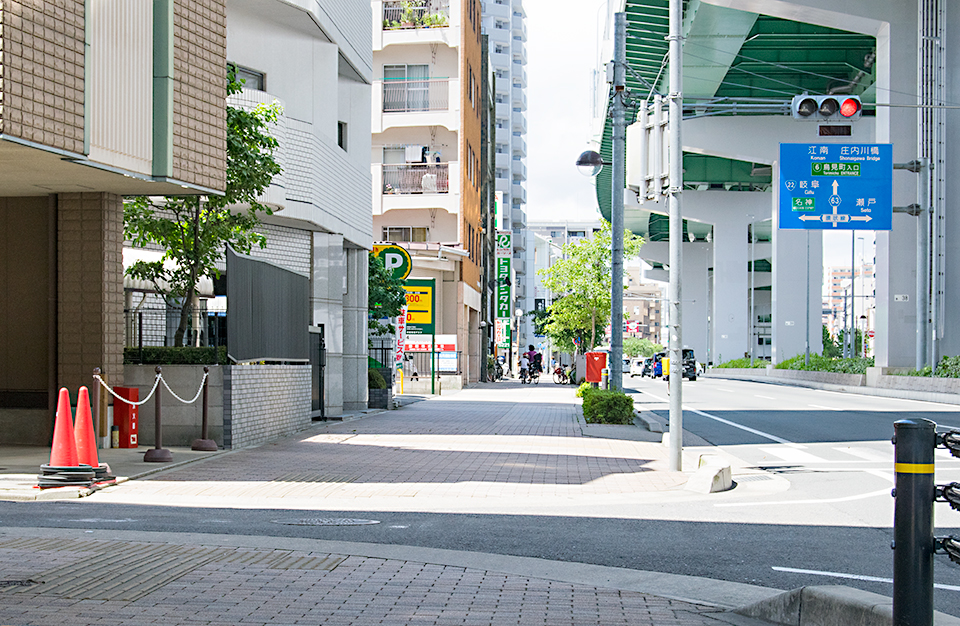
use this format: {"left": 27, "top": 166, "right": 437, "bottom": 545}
{"left": 519, "top": 353, "right": 530, "bottom": 383}
{"left": 532, "top": 351, "right": 543, "bottom": 376}
{"left": 525, "top": 345, "right": 538, "bottom": 372}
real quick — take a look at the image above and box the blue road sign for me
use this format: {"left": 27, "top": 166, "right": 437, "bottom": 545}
{"left": 779, "top": 143, "right": 892, "bottom": 230}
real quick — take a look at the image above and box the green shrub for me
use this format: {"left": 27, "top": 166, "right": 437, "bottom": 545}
{"left": 582, "top": 388, "right": 634, "bottom": 425}
{"left": 715, "top": 357, "right": 767, "bottom": 369}
{"left": 900, "top": 356, "right": 960, "bottom": 378}
{"left": 368, "top": 368, "right": 387, "bottom": 390}
{"left": 775, "top": 354, "right": 873, "bottom": 374}
{"left": 575, "top": 381, "right": 595, "bottom": 398}
{"left": 123, "top": 346, "right": 225, "bottom": 365}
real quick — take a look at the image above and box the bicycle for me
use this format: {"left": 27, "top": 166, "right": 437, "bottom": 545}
{"left": 552, "top": 366, "right": 569, "bottom": 385}
{"left": 491, "top": 361, "right": 504, "bottom": 382}
{"left": 529, "top": 366, "right": 540, "bottom": 384}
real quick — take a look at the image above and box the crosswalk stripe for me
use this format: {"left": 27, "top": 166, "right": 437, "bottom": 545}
{"left": 758, "top": 447, "right": 828, "bottom": 463}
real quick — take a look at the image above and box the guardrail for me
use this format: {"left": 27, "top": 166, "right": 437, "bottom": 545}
{"left": 383, "top": 78, "right": 449, "bottom": 112}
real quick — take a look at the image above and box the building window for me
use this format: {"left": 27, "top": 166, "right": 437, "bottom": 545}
{"left": 382, "top": 227, "right": 429, "bottom": 242}
{"left": 337, "top": 122, "right": 347, "bottom": 151}
{"left": 229, "top": 63, "right": 265, "bottom": 91}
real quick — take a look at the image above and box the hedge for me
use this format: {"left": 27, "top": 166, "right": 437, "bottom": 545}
{"left": 124, "top": 346, "right": 226, "bottom": 365}
{"left": 581, "top": 387, "right": 635, "bottom": 425}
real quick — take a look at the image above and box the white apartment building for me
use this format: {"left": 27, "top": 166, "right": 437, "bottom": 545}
{"left": 220, "top": 0, "right": 374, "bottom": 419}
{"left": 481, "top": 0, "right": 529, "bottom": 341}
{"left": 370, "top": 0, "right": 487, "bottom": 384}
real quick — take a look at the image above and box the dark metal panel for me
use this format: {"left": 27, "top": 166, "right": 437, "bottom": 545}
{"left": 227, "top": 247, "right": 309, "bottom": 362}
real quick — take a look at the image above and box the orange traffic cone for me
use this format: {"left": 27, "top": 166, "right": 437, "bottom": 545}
{"left": 75, "top": 387, "right": 99, "bottom": 466}
{"left": 74, "top": 387, "right": 114, "bottom": 483}
{"left": 49, "top": 388, "right": 79, "bottom": 467}
{"left": 39, "top": 388, "right": 95, "bottom": 488}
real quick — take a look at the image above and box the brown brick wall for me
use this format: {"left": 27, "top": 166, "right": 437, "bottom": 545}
{"left": 460, "top": 0, "right": 483, "bottom": 289}
{"left": 0, "top": 0, "right": 85, "bottom": 153}
{"left": 57, "top": 193, "right": 124, "bottom": 393}
{"left": 172, "top": 0, "right": 227, "bottom": 191}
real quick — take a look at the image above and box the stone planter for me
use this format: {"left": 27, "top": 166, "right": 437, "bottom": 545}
{"left": 369, "top": 387, "right": 393, "bottom": 409}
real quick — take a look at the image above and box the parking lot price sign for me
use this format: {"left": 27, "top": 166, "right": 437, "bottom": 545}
{"left": 779, "top": 143, "right": 892, "bottom": 230}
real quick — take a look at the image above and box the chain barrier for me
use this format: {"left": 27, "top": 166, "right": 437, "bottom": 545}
{"left": 93, "top": 374, "right": 161, "bottom": 406}
{"left": 160, "top": 372, "right": 208, "bottom": 404}
{"left": 93, "top": 371, "right": 208, "bottom": 406}
{"left": 934, "top": 431, "right": 960, "bottom": 566}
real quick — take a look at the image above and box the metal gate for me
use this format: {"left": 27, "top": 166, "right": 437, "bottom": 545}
{"left": 310, "top": 326, "right": 326, "bottom": 420}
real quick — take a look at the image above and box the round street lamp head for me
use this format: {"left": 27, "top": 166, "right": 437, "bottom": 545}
{"left": 515, "top": 308, "right": 524, "bottom": 318}
{"left": 576, "top": 150, "right": 604, "bottom": 177}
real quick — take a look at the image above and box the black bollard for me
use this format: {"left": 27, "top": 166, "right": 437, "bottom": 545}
{"left": 144, "top": 366, "right": 173, "bottom": 462}
{"left": 191, "top": 366, "right": 217, "bottom": 451}
{"left": 893, "top": 418, "right": 937, "bottom": 626}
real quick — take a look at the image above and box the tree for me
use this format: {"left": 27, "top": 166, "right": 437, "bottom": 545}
{"left": 822, "top": 325, "right": 841, "bottom": 358}
{"left": 124, "top": 66, "right": 283, "bottom": 346}
{"left": 623, "top": 337, "right": 662, "bottom": 358}
{"left": 537, "top": 220, "right": 645, "bottom": 352}
{"left": 368, "top": 254, "right": 407, "bottom": 336}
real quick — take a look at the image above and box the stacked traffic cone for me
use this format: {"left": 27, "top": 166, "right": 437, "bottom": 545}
{"left": 38, "top": 388, "right": 94, "bottom": 489}
{"left": 75, "top": 387, "right": 114, "bottom": 483}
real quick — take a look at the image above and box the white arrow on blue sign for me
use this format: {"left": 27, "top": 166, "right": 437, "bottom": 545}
{"left": 778, "top": 143, "right": 893, "bottom": 231}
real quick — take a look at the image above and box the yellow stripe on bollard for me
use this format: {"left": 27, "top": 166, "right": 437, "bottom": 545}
{"left": 895, "top": 463, "right": 935, "bottom": 474}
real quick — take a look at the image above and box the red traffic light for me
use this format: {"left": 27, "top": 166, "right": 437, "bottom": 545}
{"left": 840, "top": 97, "right": 862, "bottom": 118}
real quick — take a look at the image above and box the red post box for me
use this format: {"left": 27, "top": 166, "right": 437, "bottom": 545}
{"left": 585, "top": 352, "right": 607, "bottom": 383}
{"left": 112, "top": 387, "right": 139, "bottom": 448}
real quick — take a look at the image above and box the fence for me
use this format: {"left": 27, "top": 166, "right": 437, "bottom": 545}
{"left": 382, "top": 163, "right": 449, "bottom": 194}
{"left": 125, "top": 307, "right": 226, "bottom": 350}
{"left": 383, "top": 78, "right": 449, "bottom": 112}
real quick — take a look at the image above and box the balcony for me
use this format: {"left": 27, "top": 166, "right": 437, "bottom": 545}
{"left": 496, "top": 102, "right": 510, "bottom": 120}
{"left": 512, "top": 136, "right": 526, "bottom": 157}
{"left": 511, "top": 208, "right": 527, "bottom": 228}
{"left": 512, "top": 184, "right": 526, "bottom": 203}
{"left": 374, "top": 162, "right": 460, "bottom": 217}
{"left": 495, "top": 152, "right": 511, "bottom": 170}
{"left": 512, "top": 15, "right": 526, "bottom": 39}
{"left": 512, "top": 110, "right": 526, "bottom": 133}
{"left": 512, "top": 86, "right": 526, "bottom": 110}
{"left": 383, "top": 163, "right": 450, "bottom": 194}
{"left": 512, "top": 257, "right": 526, "bottom": 276}
{"left": 511, "top": 160, "right": 526, "bottom": 181}
{"left": 383, "top": 78, "right": 449, "bottom": 112}
{"left": 383, "top": 0, "right": 450, "bottom": 29}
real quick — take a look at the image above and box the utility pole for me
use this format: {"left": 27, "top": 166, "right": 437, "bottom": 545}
{"left": 609, "top": 12, "right": 626, "bottom": 392}
{"left": 667, "top": 0, "right": 683, "bottom": 471}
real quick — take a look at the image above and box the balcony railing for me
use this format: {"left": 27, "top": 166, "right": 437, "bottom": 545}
{"left": 383, "top": 78, "right": 449, "bottom": 112}
{"left": 383, "top": 0, "right": 450, "bottom": 29}
{"left": 383, "top": 163, "right": 450, "bottom": 194}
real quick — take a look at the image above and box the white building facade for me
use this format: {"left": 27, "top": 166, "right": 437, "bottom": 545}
{"left": 481, "top": 0, "right": 530, "bottom": 344}
{"left": 225, "top": 0, "right": 374, "bottom": 416}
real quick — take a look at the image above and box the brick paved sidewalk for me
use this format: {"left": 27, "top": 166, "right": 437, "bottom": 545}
{"left": 88, "top": 383, "right": 689, "bottom": 509}
{"left": 0, "top": 533, "right": 756, "bottom": 626}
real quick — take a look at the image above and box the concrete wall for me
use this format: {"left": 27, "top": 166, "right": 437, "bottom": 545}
{"left": 223, "top": 364, "right": 311, "bottom": 449}
{"left": 125, "top": 365, "right": 224, "bottom": 448}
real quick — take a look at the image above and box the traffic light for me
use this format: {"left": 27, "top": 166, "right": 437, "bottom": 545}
{"left": 792, "top": 95, "right": 862, "bottom": 121}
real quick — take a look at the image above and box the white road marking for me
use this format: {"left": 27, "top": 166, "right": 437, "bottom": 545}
{"left": 757, "top": 447, "right": 827, "bottom": 463}
{"left": 808, "top": 403, "right": 844, "bottom": 411}
{"left": 715, "top": 487, "right": 892, "bottom": 507}
{"left": 717, "top": 388, "right": 735, "bottom": 393}
{"left": 637, "top": 395, "right": 799, "bottom": 447}
{"left": 754, "top": 395, "right": 775, "bottom": 400}
{"left": 834, "top": 447, "right": 889, "bottom": 462}
{"left": 772, "top": 566, "right": 960, "bottom": 592}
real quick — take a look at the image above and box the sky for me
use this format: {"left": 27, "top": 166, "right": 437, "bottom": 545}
{"left": 520, "top": 0, "right": 874, "bottom": 270}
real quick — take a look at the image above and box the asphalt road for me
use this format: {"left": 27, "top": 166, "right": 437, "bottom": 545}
{"left": 4, "top": 376, "right": 960, "bottom": 616}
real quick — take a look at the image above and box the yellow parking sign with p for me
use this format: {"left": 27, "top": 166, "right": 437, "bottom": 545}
{"left": 372, "top": 244, "right": 412, "bottom": 280}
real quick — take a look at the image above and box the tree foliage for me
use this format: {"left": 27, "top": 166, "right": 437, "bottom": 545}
{"left": 368, "top": 254, "right": 407, "bottom": 336}
{"left": 124, "top": 66, "right": 283, "bottom": 346}
{"left": 622, "top": 337, "right": 663, "bottom": 358}
{"left": 537, "top": 220, "right": 645, "bottom": 352}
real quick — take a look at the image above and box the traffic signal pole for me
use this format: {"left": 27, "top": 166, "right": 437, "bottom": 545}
{"left": 610, "top": 12, "right": 625, "bottom": 392}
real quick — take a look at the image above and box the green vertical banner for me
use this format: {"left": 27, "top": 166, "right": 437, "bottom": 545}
{"left": 495, "top": 230, "right": 512, "bottom": 349}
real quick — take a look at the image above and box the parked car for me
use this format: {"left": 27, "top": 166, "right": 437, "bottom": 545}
{"left": 630, "top": 358, "right": 646, "bottom": 377}
{"left": 662, "top": 349, "right": 698, "bottom": 381}
{"left": 622, "top": 357, "right": 631, "bottom": 374}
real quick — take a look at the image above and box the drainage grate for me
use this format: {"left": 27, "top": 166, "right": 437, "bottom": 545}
{"left": 272, "top": 518, "right": 381, "bottom": 526}
{"left": 735, "top": 474, "right": 775, "bottom": 482}
{"left": 0, "top": 580, "right": 38, "bottom": 588}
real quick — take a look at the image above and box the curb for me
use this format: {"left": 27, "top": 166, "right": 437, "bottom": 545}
{"left": 734, "top": 584, "right": 960, "bottom": 626}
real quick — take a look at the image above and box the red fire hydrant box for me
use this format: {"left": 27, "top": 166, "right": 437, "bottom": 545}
{"left": 112, "top": 387, "right": 139, "bottom": 448}
{"left": 585, "top": 352, "right": 607, "bottom": 383}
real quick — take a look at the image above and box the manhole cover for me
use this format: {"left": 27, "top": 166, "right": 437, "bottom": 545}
{"left": 272, "top": 518, "right": 380, "bottom": 526}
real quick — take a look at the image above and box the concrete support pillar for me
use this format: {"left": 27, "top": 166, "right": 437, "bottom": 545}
{"left": 57, "top": 193, "right": 124, "bottom": 393}
{"left": 771, "top": 164, "right": 823, "bottom": 364}
{"left": 312, "top": 232, "right": 345, "bottom": 416}
{"left": 343, "top": 246, "right": 368, "bottom": 412}
{"left": 711, "top": 216, "right": 749, "bottom": 366}
{"left": 681, "top": 243, "right": 710, "bottom": 362}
